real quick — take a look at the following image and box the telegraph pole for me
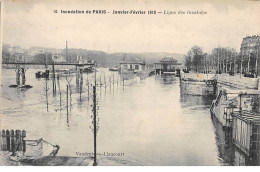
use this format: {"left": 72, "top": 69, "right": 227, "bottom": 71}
{"left": 93, "top": 61, "right": 97, "bottom": 166}
{"left": 93, "top": 85, "right": 97, "bottom": 166}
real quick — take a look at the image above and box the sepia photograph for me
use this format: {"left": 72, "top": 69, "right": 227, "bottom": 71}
{"left": 0, "top": 0, "right": 260, "bottom": 167}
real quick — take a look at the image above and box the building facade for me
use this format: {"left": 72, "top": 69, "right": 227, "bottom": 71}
{"left": 52, "top": 54, "right": 66, "bottom": 63}
{"left": 240, "top": 35, "right": 260, "bottom": 75}
{"left": 120, "top": 62, "right": 146, "bottom": 73}
{"left": 154, "top": 57, "right": 181, "bottom": 75}
{"left": 240, "top": 35, "right": 260, "bottom": 56}
{"left": 120, "top": 57, "right": 146, "bottom": 73}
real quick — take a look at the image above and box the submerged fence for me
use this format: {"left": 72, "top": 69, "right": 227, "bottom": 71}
{"left": 0, "top": 129, "right": 26, "bottom": 153}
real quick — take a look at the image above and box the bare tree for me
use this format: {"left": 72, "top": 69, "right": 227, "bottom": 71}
{"left": 66, "top": 76, "right": 73, "bottom": 111}
{"left": 57, "top": 75, "right": 62, "bottom": 110}
{"left": 185, "top": 46, "right": 204, "bottom": 72}
{"left": 103, "top": 73, "right": 107, "bottom": 92}
{"left": 86, "top": 72, "right": 91, "bottom": 101}
{"left": 41, "top": 78, "right": 51, "bottom": 112}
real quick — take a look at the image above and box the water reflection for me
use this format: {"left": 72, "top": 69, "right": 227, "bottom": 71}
{"left": 211, "top": 114, "right": 259, "bottom": 166}
{"left": 155, "top": 75, "right": 177, "bottom": 85}
{"left": 180, "top": 82, "right": 259, "bottom": 166}
{"left": 0, "top": 69, "right": 258, "bottom": 165}
{"left": 180, "top": 94, "right": 215, "bottom": 108}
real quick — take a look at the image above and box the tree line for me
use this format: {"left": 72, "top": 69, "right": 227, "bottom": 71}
{"left": 184, "top": 45, "right": 260, "bottom": 76}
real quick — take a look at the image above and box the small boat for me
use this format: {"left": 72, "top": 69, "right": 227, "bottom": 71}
{"left": 35, "top": 70, "right": 50, "bottom": 78}
{"left": 82, "top": 67, "right": 96, "bottom": 73}
{"left": 55, "top": 69, "right": 71, "bottom": 74}
{"left": 8, "top": 138, "right": 60, "bottom": 164}
{"left": 49, "top": 69, "right": 72, "bottom": 77}
{"left": 23, "top": 138, "right": 60, "bottom": 158}
{"left": 162, "top": 71, "right": 176, "bottom": 75}
{"left": 9, "top": 85, "right": 33, "bottom": 89}
{"left": 109, "top": 68, "right": 119, "bottom": 71}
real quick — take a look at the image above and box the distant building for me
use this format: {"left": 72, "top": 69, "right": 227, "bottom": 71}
{"left": 52, "top": 54, "right": 66, "bottom": 63}
{"left": 8, "top": 46, "right": 24, "bottom": 55}
{"left": 240, "top": 35, "right": 260, "bottom": 56}
{"left": 120, "top": 57, "right": 146, "bottom": 73}
{"left": 240, "top": 35, "right": 260, "bottom": 74}
{"left": 28, "top": 47, "right": 46, "bottom": 56}
{"left": 13, "top": 53, "right": 25, "bottom": 62}
{"left": 28, "top": 47, "right": 62, "bottom": 56}
{"left": 154, "top": 56, "right": 181, "bottom": 75}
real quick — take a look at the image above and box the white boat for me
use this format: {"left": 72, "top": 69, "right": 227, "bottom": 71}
{"left": 109, "top": 68, "right": 119, "bottom": 71}
{"left": 162, "top": 71, "right": 176, "bottom": 75}
{"left": 8, "top": 138, "right": 60, "bottom": 164}
{"left": 23, "top": 138, "right": 60, "bottom": 158}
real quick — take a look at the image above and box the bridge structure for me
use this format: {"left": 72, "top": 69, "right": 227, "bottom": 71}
{"left": 2, "top": 61, "right": 95, "bottom": 86}
{"left": 2, "top": 62, "right": 95, "bottom": 66}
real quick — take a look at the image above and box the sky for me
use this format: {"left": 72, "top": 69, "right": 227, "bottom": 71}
{"left": 1, "top": 0, "right": 260, "bottom": 54}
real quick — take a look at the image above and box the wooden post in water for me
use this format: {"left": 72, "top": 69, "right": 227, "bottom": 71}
{"left": 109, "top": 77, "right": 111, "bottom": 90}
{"left": 76, "top": 65, "right": 79, "bottom": 87}
{"left": 45, "top": 78, "right": 49, "bottom": 112}
{"left": 67, "top": 85, "right": 69, "bottom": 115}
{"left": 20, "top": 68, "right": 26, "bottom": 85}
{"left": 69, "top": 85, "right": 72, "bottom": 112}
{"left": 123, "top": 78, "right": 125, "bottom": 90}
{"left": 16, "top": 65, "right": 20, "bottom": 85}
{"left": 57, "top": 76, "right": 62, "bottom": 110}
{"left": 86, "top": 73, "right": 90, "bottom": 101}
{"left": 80, "top": 71, "right": 83, "bottom": 102}
{"left": 113, "top": 72, "right": 115, "bottom": 88}
{"left": 104, "top": 74, "right": 107, "bottom": 92}
{"left": 100, "top": 74, "right": 102, "bottom": 91}
{"left": 87, "top": 84, "right": 90, "bottom": 101}
{"left": 93, "top": 85, "right": 97, "bottom": 166}
{"left": 52, "top": 64, "right": 56, "bottom": 95}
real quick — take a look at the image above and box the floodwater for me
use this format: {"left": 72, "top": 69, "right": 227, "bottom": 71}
{"left": 0, "top": 68, "right": 253, "bottom": 166}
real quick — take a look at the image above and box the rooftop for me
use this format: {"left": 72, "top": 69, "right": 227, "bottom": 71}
{"left": 120, "top": 56, "right": 145, "bottom": 64}
{"left": 160, "top": 57, "right": 177, "bottom": 63}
